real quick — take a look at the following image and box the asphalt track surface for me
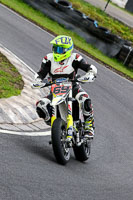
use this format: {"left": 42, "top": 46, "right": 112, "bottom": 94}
{"left": 0, "top": 4, "right": 133, "bottom": 200}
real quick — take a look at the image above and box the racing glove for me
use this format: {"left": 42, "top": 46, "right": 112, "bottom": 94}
{"left": 31, "top": 73, "right": 45, "bottom": 88}
{"left": 77, "top": 65, "right": 97, "bottom": 83}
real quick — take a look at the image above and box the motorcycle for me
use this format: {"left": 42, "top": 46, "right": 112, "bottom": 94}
{"left": 32, "top": 73, "right": 95, "bottom": 165}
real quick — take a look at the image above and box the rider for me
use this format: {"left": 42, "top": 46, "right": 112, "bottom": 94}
{"left": 34, "top": 35, "right": 97, "bottom": 139}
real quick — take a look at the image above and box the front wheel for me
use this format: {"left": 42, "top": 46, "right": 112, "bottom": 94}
{"left": 73, "top": 140, "right": 91, "bottom": 162}
{"left": 52, "top": 118, "right": 70, "bottom": 165}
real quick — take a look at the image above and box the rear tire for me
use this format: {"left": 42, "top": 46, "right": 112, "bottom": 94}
{"left": 52, "top": 118, "right": 70, "bottom": 165}
{"left": 73, "top": 140, "right": 91, "bottom": 162}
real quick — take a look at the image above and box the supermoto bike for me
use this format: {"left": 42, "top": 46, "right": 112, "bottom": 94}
{"left": 32, "top": 74, "right": 95, "bottom": 165}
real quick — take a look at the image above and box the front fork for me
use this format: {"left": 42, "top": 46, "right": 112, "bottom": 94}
{"left": 51, "top": 105, "right": 56, "bottom": 127}
{"left": 51, "top": 89, "right": 73, "bottom": 139}
{"left": 66, "top": 89, "right": 73, "bottom": 139}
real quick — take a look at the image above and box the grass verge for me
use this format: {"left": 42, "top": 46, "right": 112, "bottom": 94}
{"left": 69, "top": 0, "right": 133, "bottom": 42}
{"left": 0, "top": 0, "right": 133, "bottom": 81}
{"left": 0, "top": 52, "right": 24, "bottom": 98}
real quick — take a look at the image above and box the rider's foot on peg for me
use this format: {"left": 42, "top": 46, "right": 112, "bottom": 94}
{"left": 66, "top": 136, "right": 72, "bottom": 147}
{"left": 66, "top": 136, "right": 72, "bottom": 140}
{"left": 84, "top": 117, "right": 94, "bottom": 139}
{"left": 84, "top": 129, "right": 94, "bottom": 139}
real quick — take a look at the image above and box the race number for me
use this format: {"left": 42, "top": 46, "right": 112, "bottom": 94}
{"left": 53, "top": 85, "right": 70, "bottom": 94}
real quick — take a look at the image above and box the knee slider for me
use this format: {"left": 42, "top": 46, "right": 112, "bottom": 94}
{"left": 36, "top": 98, "right": 51, "bottom": 121}
{"left": 36, "top": 107, "right": 46, "bottom": 119}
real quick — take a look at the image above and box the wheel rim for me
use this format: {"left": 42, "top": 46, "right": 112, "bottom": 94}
{"left": 61, "top": 128, "right": 70, "bottom": 160}
{"left": 84, "top": 140, "right": 91, "bottom": 156}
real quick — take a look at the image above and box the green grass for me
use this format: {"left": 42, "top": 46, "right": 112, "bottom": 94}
{"left": 0, "top": 0, "right": 133, "bottom": 80}
{"left": 0, "top": 52, "right": 24, "bottom": 98}
{"left": 69, "top": 0, "right": 133, "bottom": 42}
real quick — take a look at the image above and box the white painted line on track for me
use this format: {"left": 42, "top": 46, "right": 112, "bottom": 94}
{"left": 1, "top": 3, "right": 133, "bottom": 85}
{"left": 0, "top": 129, "right": 51, "bottom": 136}
{"left": 0, "top": 2, "right": 133, "bottom": 136}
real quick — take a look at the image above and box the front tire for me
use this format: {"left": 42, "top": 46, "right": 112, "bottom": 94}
{"left": 52, "top": 118, "right": 70, "bottom": 165}
{"left": 73, "top": 140, "right": 91, "bottom": 162}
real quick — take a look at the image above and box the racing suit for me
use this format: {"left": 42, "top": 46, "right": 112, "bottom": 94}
{"left": 35, "top": 52, "right": 97, "bottom": 136}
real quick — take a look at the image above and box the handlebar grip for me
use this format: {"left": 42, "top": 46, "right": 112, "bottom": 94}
{"left": 40, "top": 83, "right": 52, "bottom": 88}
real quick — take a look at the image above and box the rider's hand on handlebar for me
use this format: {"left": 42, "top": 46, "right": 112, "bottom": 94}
{"left": 31, "top": 78, "right": 46, "bottom": 89}
{"left": 77, "top": 72, "right": 96, "bottom": 83}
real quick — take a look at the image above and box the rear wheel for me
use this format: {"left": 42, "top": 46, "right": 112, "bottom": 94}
{"left": 73, "top": 140, "right": 91, "bottom": 162}
{"left": 52, "top": 118, "right": 70, "bottom": 165}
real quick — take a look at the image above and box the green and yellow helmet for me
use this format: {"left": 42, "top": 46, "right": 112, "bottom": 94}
{"left": 50, "top": 35, "right": 74, "bottom": 62}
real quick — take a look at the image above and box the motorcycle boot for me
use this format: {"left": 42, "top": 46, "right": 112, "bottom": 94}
{"left": 66, "top": 129, "right": 73, "bottom": 147}
{"left": 84, "top": 114, "right": 95, "bottom": 139}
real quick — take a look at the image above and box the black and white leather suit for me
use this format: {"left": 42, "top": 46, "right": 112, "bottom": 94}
{"left": 35, "top": 52, "right": 97, "bottom": 123}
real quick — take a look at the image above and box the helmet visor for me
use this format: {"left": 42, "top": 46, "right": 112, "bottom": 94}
{"left": 52, "top": 46, "right": 66, "bottom": 54}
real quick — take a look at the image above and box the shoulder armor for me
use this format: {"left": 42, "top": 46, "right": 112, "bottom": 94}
{"left": 73, "top": 53, "right": 83, "bottom": 62}
{"left": 42, "top": 53, "right": 53, "bottom": 63}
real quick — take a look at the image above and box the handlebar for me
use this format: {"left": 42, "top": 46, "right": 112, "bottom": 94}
{"left": 32, "top": 73, "right": 95, "bottom": 89}
{"left": 40, "top": 78, "right": 80, "bottom": 88}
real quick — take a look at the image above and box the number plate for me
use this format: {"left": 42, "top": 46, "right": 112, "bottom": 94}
{"left": 51, "top": 84, "right": 71, "bottom": 95}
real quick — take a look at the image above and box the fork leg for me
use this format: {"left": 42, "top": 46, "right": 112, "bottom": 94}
{"left": 51, "top": 105, "right": 56, "bottom": 127}
{"left": 67, "top": 89, "right": 73, "bottom": 139}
